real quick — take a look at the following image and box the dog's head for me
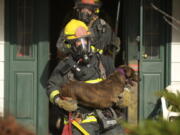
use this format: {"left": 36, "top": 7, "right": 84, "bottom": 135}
{"left": 117, "top": 65, "right": 140, "bottom": 86}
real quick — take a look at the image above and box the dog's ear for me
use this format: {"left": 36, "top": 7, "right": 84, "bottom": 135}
{"left": 127, "top": 66, "right": 140, "bottom": 82}
{"left": 119, "top": 65, "right": 140, "bottom": 82}
{"left": 119, "top": 65, "right": 134, "bottom": 78}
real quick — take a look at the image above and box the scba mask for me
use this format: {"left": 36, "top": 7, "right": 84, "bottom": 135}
{"left": 77, "top": 8, "right": 94, "bottom": 24}
{"left": 70, "top": 37, "right": 92, "bottom": 64}
{"left": 74, "top": 0, "right": 101, "bottom": 23}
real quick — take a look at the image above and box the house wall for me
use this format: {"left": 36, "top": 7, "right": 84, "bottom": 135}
{"left": 0, "top": 0, "right": 4, "bottom": 116}
{"left": 171, "top": 0, "right": 180, "bottom": 87}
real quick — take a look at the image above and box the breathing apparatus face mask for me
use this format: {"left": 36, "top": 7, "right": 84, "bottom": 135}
{"left": 70, "top": 37, "right": 92, "bottom": 64}
{"left": 77, "top": 8, "right": 95, "bottom": 24}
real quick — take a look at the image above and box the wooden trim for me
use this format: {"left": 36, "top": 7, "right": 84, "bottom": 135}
{"left": 4, "top": 0, "right": 10, "bottom": 116}
{"left": 165, "top": 0, "right": 172, "bottom": 86}
{"left": 139, "top": 0, "right": 144, "bottom": 121}
{"left": 36, "top": 0, "right": 49, "bottom": 134}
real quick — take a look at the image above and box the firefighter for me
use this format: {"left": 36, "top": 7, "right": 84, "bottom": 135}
{"left": 47, "top": 19, "right": 124, "bottom": 135}
{"left": 56, "top": 0, "right": 120, "bottom": 76}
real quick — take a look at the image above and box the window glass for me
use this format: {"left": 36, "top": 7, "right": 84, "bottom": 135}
{"left": 16, "top": 0, "right": 33, "bottom": 57}
{"left": 143, "top": 1, "right": 161, "bottom": 59}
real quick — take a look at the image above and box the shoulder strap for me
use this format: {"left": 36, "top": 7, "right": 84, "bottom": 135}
{"left": 99, "top": 61, "right": 106, "bottom": 79}
{"left": 97, "top": 54, "right": 106, "bottom": 79}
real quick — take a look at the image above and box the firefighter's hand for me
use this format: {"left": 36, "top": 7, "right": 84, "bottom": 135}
{"left": 55, "top": 97, "right": 78, "bottom": 112}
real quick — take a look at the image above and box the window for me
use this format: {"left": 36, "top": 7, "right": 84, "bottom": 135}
{"left": 143, "top": 1, "right": 162, "bottom": 59}
{"left": 16, "top": 0, "right": 33, "bottom": 57}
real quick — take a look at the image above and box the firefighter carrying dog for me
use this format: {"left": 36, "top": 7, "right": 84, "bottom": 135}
{"left": 47, "top": 19, "right": 124, "bottom": 135}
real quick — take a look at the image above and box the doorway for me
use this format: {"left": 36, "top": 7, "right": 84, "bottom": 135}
{"left": 49, "top": 0, "right": 125, "bottom": 134}
{"left": 49, "top": 0, "right": 171, "bottom": 133}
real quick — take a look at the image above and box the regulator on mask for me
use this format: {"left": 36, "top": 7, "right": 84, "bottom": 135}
{"left": 78, "top": 10, "right": 93, "bottom": 24}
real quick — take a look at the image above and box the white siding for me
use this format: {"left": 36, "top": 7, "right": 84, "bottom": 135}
{"left": 171, "top": 62, "right": 180, "bottom": 82}
{"left": 171, "top": 0, "right": 180, "bottom": 86}
{"left": 0, "top": 0, "right": 4, "bottom": 117}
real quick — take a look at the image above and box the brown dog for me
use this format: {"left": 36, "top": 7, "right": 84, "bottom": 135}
{"left": 60, "top": 65, "right": 139, "bottom": 109}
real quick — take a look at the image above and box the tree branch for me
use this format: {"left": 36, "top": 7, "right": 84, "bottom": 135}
{"left": 151, "top": 3, "right": 180, "bottom": 26}
{"left": 163, "top": 16, "right": 180, "bottom": 31}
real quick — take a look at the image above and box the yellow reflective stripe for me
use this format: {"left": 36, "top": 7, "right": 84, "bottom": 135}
{"left": 64, "top": 115, "right": 97, "bottom": 124}
{"left": 98, "top": 49, "right": 103, "bottom": 54}
{"left": 72, "top": 120, "right": 90, "bottom": 135}
{"left": 95, "top": 8, "right": 100, "bottom": 14}
{"left": 64, "top": 119, "right": 68, "bottom": 125}
{"left": 91, "top": 46, "right": 96, "bottom": 52}
{"left": 84, "top": 78, "right": 103, "bottom": 84}
{"left": 90, "top": 46, "right": 103, "bottom": 54}
{"left": 50, "top": 90, "right": 60, "bottom": 103}
{"left": 81, "top": 116, "right": 97, "bottom": 123}
{"left": 96, "top": 48, "right": 103, "bottom": 54}
{"left": 65, "top": 44, "right": 71, "bottom": 48}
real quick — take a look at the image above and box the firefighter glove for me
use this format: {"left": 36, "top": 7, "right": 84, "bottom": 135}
{"left": 55, "top": 97, "right": 78, "bottom": 112}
